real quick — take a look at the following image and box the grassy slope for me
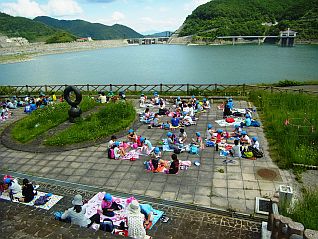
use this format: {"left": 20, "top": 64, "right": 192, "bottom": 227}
{"left": 11, "top": 97, "right": 98, "bottom": 143}
{"left": 44, "top": 101, "right": 136, "bottom": 146}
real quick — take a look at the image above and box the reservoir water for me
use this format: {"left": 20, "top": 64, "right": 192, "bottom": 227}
{"left": 0, "top": 44, "right": 317, "bottom": 85}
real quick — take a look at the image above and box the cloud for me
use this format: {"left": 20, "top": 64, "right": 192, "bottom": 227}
{"left": 184, "top": 0, "right": 210, "bottom": 13}
{"left": 0, "top": 0, "right": 83, "bottom": 18}
{"left": 97, "top": 11, "right": 125, "bottom": 25}
{"left": 85, "top": 0, "right": 116, "bottom": 2}
{"left": 0, "top": 0, "right": 45, "bottom": 18}
{"left": 45, "top": 0, "right": 83, "bottom": 17}
{"left": 112, "top": 11, "right": 125, "bottom": 22}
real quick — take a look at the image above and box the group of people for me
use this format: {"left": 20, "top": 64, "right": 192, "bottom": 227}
{"left": 0, "top": 176, "right": 36, "bottom": 203}
{"left": 97, "top": 91, "right": 126, "bottom": 103}
{"left": 60, "top": 193, "right": 154, "bottom": 239}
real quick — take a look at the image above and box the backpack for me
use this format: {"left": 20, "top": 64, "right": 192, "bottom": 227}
{"left": 34, "top": 195, "right": 50, "bottom": 206}
{"left": 250, "top": 147, "right": 264, "bottom": 158}
{"left": 189, "top": 145, "right": 199, "bottom": 154}
{"left": 250, "top": 120, "right": 261, "bottom": 127}
{"left": 108, "top": 148, "right": 115, "bottom": 159}
{"left": 244, "top": 151, "right": 254, "bottom": 158}
{"left": 100, "top": 218, "right": 114, "bottom": 232}
{"left": 174, "top": 148, "right": 181, "bottom": 154}
{"left": 226, "top": 117, "right": 235, "bottom": 123}
{"left": 206, "top": 141, "right": 215, "bottom": 147}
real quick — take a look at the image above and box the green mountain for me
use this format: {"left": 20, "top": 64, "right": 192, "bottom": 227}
{"left": 34, "top": 16, "right": 143, "bottom": 40}
{"left": 179, "top": 0, "right": 318, "bottom": 40}
{"left": 0, "top": 12, "right": 76, "bottom": 43}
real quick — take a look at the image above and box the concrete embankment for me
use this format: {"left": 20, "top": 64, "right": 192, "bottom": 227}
{"left": 0, "top": 39, "right": 129, "bottom": 64}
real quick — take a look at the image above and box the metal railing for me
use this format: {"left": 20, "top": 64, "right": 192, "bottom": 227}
{"left": 0, "top": 84, "right": 317, "bottom": 98}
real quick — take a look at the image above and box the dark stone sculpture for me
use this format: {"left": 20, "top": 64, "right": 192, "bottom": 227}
{"left": 64, "top": 86, "right": 82, "bottom": 123}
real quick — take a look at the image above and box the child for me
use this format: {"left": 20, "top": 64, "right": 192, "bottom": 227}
{"left": 175, "top": 96, "right": 181, "bottom": 107}
{"left": 241, "top": 114, "right": 252, "bottom": 128}
{"left": 206, "top": 123, "right": 214, "bottom": 140}
{"left": 202, "top": 98, "right": 210, "bottom": 109}
{"left": 192, "top": 132, "right": 204, "bottom": 149}
{"left": 251, "top": 137, "right": 260, "bottom": 150}
{"left": 168, "top": 154, "right": 179, "bottom": 174}
{"left": 19, "top": 178, "right": 35, "bottom": 203}
{"left": 101, "top": 193, "right": 122, "bottom": 217}
{"left": 127, "top": 129, "right": 138, "bottom": 143}
{"left": 240, "top": 131, "right": 251, "bottom": 146}
{"left": 178, "top": 128, "right": 187, "bottom": 144}
{"left": 230, "top": 140, "right": 241, "bottom": 158}
{"left": 114, "top": 142, "right": 125, "bottom": 159}
{"left": 1, "top": 105, "right": 10, "bottom": 120}
{"left": 142, "top": 138, "right": 153, "bottom": 153}
{"left": 4, "top": 177, "right": 22, "bottom": 201}
{"left": 167, "top": 132, "right": 178, "bottom": 151}
{"left": 151, "top": 113, "right": 160, "bottom": 127}
{"left": 232, "top": 124, "right": 242, "bottom": 137}
{"left": 183, "top": 113, "right": 194, "bottom": 126}
{"left": 108, "top": 135, "right": 117, "bottom": 148}
{"left": 140, "top": 94, "right": 146, "bottom": 107}
{"left": 150, "top": 147, "right": 162, "bottom": 171}
{"left": 170, "top": 114, "right": 180, "bottom": 128}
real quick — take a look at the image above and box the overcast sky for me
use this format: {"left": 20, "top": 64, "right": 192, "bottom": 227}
{"left": 0, "top": 0, "right": 210, "bottom": 34}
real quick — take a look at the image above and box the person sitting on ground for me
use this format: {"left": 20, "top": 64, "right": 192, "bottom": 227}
{"left": 240, "top": 131, "right": 251, "bottom": 146}
{"left": 206, "top": 123, "right": 214, "bottom": 141}
{"left": 251, "top": 137, "right": 260, "bottom": 150}
{"left": 101, "top": 193, "right": 122, "bottom": 217}
{"left": 183, "top": 113, "right": 195, "bottom": 127}
{"left": 170, "top": 114, "right": 180, "bottom": 128}
{"left": 127, "top": 200, "right": 147, "bottom": 239}
{"left": 189, "top": 95, "right": 196, "bottom": 105}
{"left": 175, "top": 96, "right": 182, "bottom": 107}
{"left": 142, "top": 138, "right": 153, "bottom": 153}
{"left": 18, "top": 178, "right": 35, "bottom": 203}
{"left": 1, "top": 105, "right": 10, "bottom": 120}
{"left": 192, "top": 132, "right": 204, "bottom": 149}
{"left": 127, "top": 129, "right": 138, "bottom": 143}
{"left": 223, "top": 101, "right": 232, "bottom": 118}
{"left": 114, "top": 141, "right": 126, "bottom": 159}
{"left": 139, "top": 94, "right": 146, "bottom": 107}
{"left": 108, "top": 135, "right": 117, "bottom": 148}
{"left": 167, "top": 132, "right": 178, "bottom": 151}
{"left": 227, "top": 98, "right": 234, "bottom": 110}
{"left": 229, "top": 140, "right": 241, "bottom": 158}
{"left": 151, "top": 113, "right": 160, "bottom": 128}
{"left": 52, "top": 92, "right": 57, "bottom": 102}
{"left": 182, "top": 103, "right": 190, "bottom": 115}
{"left": 241, "top": 114, "right": 252, "bottom": 128}
{"left": 153, "top": 92, "right": 160, "bottom": 106}
{"left": 232, "top": 124, "right": 242, "bottom": 137}
{"left": 6, "top": 100, "right": 16, "bottom": 109}
{"left": 4, "top": 177, "right": 22, "bottom": 201}
{"left": 150, "top": 147, "right": 163, "bottom": 171}
{"left": 99, "top": 92, "right": 107, "bottom": 104}
{"left": 106, "top": 91, "right": 114, "bottom": 102}
{"left": 188, "top": 103, "right": 195, "bottom": 118}
{"left": 202, "top": 98, "right": 210, "bottom": 109}
{"left": 168, "top": 154, "right": 180, "bottom": 174}
{"left": 194, "top": 100, "right": 202, "bottom": 112}
{"left": 178, "top": 128, "right": 187, "bottom": 144}
{"left": 61, "top": 194, "right": 101, "bottom": 228}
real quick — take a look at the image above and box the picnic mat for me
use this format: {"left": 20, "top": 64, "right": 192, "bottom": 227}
{"left": 215, "top": 117, "right": 244, "bottom": 127}
{"left": 0, "top": 191, "right": 63, "bottom": 210}
{"left": 121, "top": 149, "right": 140, "bottom": 160}
{"left": 85, "top": 192, "right": 164, "bottom": 230}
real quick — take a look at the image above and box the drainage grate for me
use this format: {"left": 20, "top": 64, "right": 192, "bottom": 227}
{"left": 256, "top": 168, "right": 279, "bottom": 181}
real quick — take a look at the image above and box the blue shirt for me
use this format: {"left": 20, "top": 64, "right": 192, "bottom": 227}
{"left": 246, "top": 118, "right": 251, "bottom": 127}
{"left": 171, "top": 118, "right": 179, "bottom": 127}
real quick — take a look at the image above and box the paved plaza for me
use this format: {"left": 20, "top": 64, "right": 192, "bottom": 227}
{"left": 0, "top": 100, "right": 295, "bottom": 216}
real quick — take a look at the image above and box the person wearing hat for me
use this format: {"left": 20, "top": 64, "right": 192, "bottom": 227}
{"left": 206, "top": 123, "right": 214, "bottom": 141}
{"left": 251, "top": 137, "right": 260, "bottom": 150}
{"left": 178, "top": 128, "right": 187, "bottom": 144}
{"left": 101, "top": 193, "right": 122, "bottom": 217}
{"left": 149, "top": 147, "right": 162, "bottom": 171}
{"left": 192, "top": 132, "right": 204, "bottom": 149}
{"left": 127, "top": 200, "right": 147, "bottom": 239}
{"left": 240, "top": 131, "right": 251, "bottom": 146}
{"left": 167, "top": 132, "right": 179, "bottom": 151}
{"left": 141, "top": 138, "right": 153, "bottom": 154}
{"left": 175, "top": 96, "right": 182, "bottom": 107}
{"left": 232, "top": 124, "right": 242, "bottom": 137}
{"left": 203, "top": 98, "right": 210, "bottom": 109}
{"left": 4, "top": 177, "right": 22, "bottom": 201}
{"left": 170, "top": 114, "right": 180, "bottom": 128}
{"left": 151, "top": 113, "right": 160, "bottom": 128}
{"left": 113, "top": 141, "right": 126, "bottom": 160}
{"left": 61, "top": 194, "right": 101, "bottom": 228}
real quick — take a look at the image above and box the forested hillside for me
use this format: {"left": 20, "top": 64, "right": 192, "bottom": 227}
{"left": 0, "top": 12, "right": 76, "bottom": 43}
{"left": 179, "top": 0, "right": 318, "bottom": 40}
{"left": 34, "top": 16, "right": 143, "bottom": 40}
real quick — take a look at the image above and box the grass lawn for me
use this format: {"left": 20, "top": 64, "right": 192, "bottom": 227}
{"left": 44, "top": 101, "right": 136, "bottom": 146}
{"left": 249, "top": 91, "right": 318, "bottom": 168}
{"left": 281, "top": 188, "right": 318, "bottom": 230}
{"left": 11, "top": 96, "right": 98, "bottom": 143}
